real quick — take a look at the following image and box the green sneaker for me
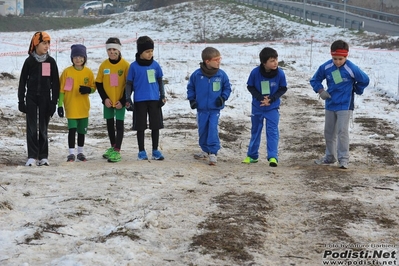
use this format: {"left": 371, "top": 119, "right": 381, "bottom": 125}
{"left": 107, "top": 150, "right": 121, "bottom": 162}
{"left": 269, "top": 157, "right": 278, "bottom": 167}
{"left": 103, "top": 147, "right": 114, "bottom": 159}
{"left": 242, "top": 156, "right": 258, "bottom": 164}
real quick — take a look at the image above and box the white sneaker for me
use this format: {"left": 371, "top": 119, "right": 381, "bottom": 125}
{"left": 25, "top": 158, "right": 36, "bottom": 166}
{"left": 194, "top": 151, "right": 208, "bottom": 159}
{"left": 37, "top": 158, "right": 49, "bottom": 166}
{"left": 209, "top": 154, "right": 217, "bottom": 165}
{"left": 339, "top": 162, "right": 348, "bottom": 169}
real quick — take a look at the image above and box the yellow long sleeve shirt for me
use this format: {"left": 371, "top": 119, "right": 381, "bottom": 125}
{"left": 59, "top": 66, "right": 96, "bottom": 119}
{"left": 95, "top": 58, "right": 130, "bottom": 107}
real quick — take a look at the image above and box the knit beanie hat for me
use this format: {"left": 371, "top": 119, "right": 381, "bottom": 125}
{"left": 28, "top": 31, "right": 51, "bottom": 54}
{"left": 137, "top": 37, "right": 154, "bottom": 55}
{"left": 71, "top": 44, "right": 87, "bottom": 59}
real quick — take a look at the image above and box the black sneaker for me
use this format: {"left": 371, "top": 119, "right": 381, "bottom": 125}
{"left": 67, "top": 154, "right": 75, "bottom": 162}
{"left": 77, "top": 153, "right": 87, "bottom": 162}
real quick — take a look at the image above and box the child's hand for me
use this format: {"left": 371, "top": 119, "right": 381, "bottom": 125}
{"left": 260, "top": 96, "right": 271, "bottom": 106}
{"left": 79, "top": 86, "right": 91, "bottom": 94}
{"left": 115, "top": 101, "right": 122, "bottom": 109}
{"left": 18, "top": 102, "right": 26, "bottom": 113}
{"left": 159, "top": 97, "right": 166, "bottom": 108}
{"left": 318, "top": 89, "right": 331, "bottom": 100}
{"left": 126, "top": 99, "right": 134, "bottom": 111}
{"left": 105, "top": 98, "right": 112, "bottom": 108}
{"left": 57, "top": 107, "right": 64, "bottom": 118}
{"left": 215, "top": 96, "right": 225, "bottom": 107}
{"left": 189, "top": 100, "right": 197, "bottom": 109}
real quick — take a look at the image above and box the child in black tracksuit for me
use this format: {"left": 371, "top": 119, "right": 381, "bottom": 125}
{"left": 18, "top": 31, "right": 60, "bottom": 166}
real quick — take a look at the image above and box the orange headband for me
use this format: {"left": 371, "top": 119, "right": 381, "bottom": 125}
{"left": 28, "top": 31, "right": 51, "bottom": 54}
{"left": 331, "top": 49, "right": 348, "bottom": 57}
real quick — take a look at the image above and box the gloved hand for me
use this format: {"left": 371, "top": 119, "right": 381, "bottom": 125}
{"left": 158, "top": 97, "right": 166, "bottom": 108}
{"left": 189, "top": 100, "right": 197, "bottom": 109}
{"left": 215, "top": 96, "right": 225, "bottom": 107}
{"left": 79, "top": 86, "right": 91, "bottom": 94}
{"left": 18, "top": 102, "right": 26, "bottom": 113}
{"left": 48, "top": 103, "right": 57, "bottom": 117}
{"left": 126, "top": 99, "right": 134, "bottom": 111}
{"left": 58, "top": 107, "right": 64, "bottom": 118}
{"left": 319, "top": 90, "right": 331, "bottom": 100}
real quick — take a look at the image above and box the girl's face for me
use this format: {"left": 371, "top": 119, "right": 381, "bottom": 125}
{"left": 35, "top": 41, "right": 50, "bottom": 55}
{"left": 263, "top": 57, "right": 278, "bottom": 71}
{"left": 205, "top": 56, "right": 222, "bottom": 69}
{"left": 107, "top": 48, "right": 120, "bottom": 61}
{"left": 140, "top": 49, "right": 153, "bottom": 60}
{"left": 72, "top": 56, "right": 85, "bottom": 69}
{"left": 332, "top": 56, "right": 347, "bottom": 68}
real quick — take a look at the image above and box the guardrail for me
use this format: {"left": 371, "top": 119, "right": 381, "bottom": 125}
{"left": 232, "top": 0, "right": 364, "bottom": 30}
{"left": 288, "top": 0, "right": 399, "bottom": 23}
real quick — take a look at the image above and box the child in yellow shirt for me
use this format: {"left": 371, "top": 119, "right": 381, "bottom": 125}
{"left": 95, "top": 37, "right": 130, "bottom": 163}
{"left": 58, "top": 44, "right": 96, "bottom": 162}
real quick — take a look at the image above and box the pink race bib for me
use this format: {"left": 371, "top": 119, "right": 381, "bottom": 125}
{"left": 42, "top": 63, "right": 50, "bottom": 76}
{"left": 64, "top": 77, "right": 73, "bottom": 91}
{"left": 110, "top": 73, "right": 119, "bottom": 87}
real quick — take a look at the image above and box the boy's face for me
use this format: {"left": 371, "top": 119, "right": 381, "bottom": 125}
{"left": 332, "top": 56, "right": 347, "bottom": 68}
{"left": 263, "top": 57, "right": 278, "bottom": 71}
{"left": 35, "top": 41, "right": 50, "bottom": 56}
{"left": 140, "top": 49, "right": 153, "bottom": 60}
{"left": 107, "top": 48, "right": 119, "bottom": 61}
{"left": 205, "top": 56, "right": 222, "bottom": 69}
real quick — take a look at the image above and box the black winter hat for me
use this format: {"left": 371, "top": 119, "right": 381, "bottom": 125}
{"left": 137, "top": 37, "right": 154, "bottom": 55}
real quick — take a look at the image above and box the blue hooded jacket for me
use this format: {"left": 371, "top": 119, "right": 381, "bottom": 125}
{"left": 310, "top": 59, "right": 369, "bottom": 111}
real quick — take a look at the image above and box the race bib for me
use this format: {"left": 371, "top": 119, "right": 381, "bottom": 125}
{"left": 64, "top": 77, "right": 73, "bottom": 91}
{"left": 332, "top": 70, "right": 343, "bottom": 84}
{"left": 147, "top": 69, "right": 156, "bottom": 83}
{"left": 213, "top": 82, "right": 221, "bottom": 92}
{"left": 110, "top": 73, "right": 119, "bottom": 86}
{"left": 261, "top": 81, "right": 270, "bottom": 95}
{"left": 42, "top": 63, "right": 50, "bottom": 76}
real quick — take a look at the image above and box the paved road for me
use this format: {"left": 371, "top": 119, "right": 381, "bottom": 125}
{"left": 272, "top": 0, "right": 399, "bottom": 36}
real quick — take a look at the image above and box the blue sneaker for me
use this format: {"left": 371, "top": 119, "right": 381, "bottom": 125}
{"left": 152, "top": 149, "right": 164, "bottom": 160}
{"left": 138, "top": 150, "right": 148, "bottom": 160}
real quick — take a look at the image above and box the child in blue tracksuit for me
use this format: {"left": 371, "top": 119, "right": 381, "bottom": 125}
{"left": 187, "top": 47, "right": 231, "bottom": 165}
{"left": 310, "top": 39, "right": 369, "bottom": 169}
{"left": 242, "top": 47, "right": 288, "bottom": 167}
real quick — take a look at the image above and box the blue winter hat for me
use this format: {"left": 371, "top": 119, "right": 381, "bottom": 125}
{"left": 70, "top": 44, "right": 87, "bottom": 59}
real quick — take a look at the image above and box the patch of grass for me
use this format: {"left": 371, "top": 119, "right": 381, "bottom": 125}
{"left": 91, "top": 227, "right": 140, "bottom": 243}
{"left": 0, "top": 201, "right": 13, "bottom": 210}
{"left": 351, "top": 143, "right": 398, "bottom": 165}
{"left": 0, "top": 15, "right": 108, "bottom": 32}
{"left": 190, "top": 191, "right": 272, "bottom": 263}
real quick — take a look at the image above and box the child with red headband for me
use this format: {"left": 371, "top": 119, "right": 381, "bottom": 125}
{"left": 310, "top": 40, "right": 369, "bottom": 169}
